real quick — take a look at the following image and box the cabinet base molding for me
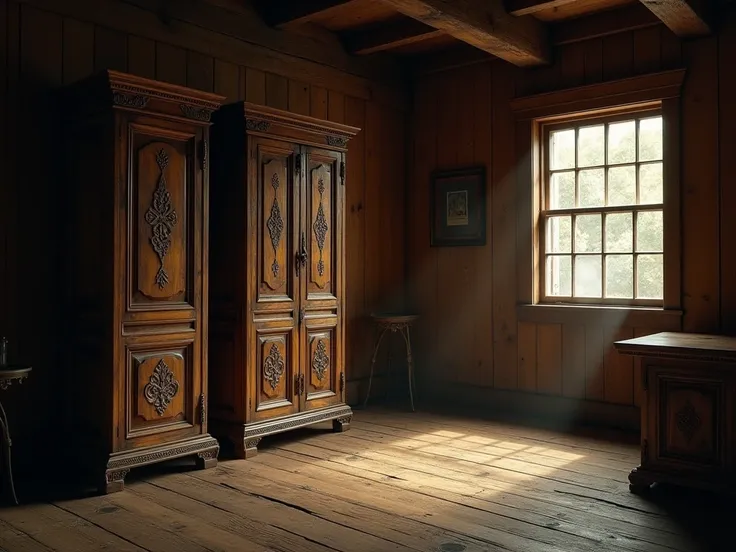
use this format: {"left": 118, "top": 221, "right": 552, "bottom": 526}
{"left": 627, "top": 465, "right": 736, "bottom": 496}
{"left": 216, "top": 405, "right": 353, "bottom": 459}
{"left": 100, "top": 435, "right": 220, "bottom": 494}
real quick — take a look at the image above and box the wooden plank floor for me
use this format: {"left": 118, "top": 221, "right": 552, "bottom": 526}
{"left": 0, "top": 408, "right": 731, "bottom": 551}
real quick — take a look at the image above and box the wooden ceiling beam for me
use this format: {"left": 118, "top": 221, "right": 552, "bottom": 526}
{"left": 343, "top": 18, "right": 444, "bottom": 55}
{"left": 639, "top": 0, "right": 711, "bottom": 36}
{"left": 506, "top": 0, "right": 581, "bottom": 16}
{"left": 378, "top": 0, "right": 550, "bottom": 66}
{"left": 260, "top": 0, "right": 352, "bottom": 29}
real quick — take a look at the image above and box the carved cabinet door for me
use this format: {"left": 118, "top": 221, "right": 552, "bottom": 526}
{"left": 648, "top": 363, "right": 728, "bottom": 474}
{"left": 118, "top": 114, "right": 206, "bottom": 450}
{"left": 249, "top": 136, "right": 301, "bottom": 422}
{"left": 299, "top": 147, "right": 344, "bottom": 411}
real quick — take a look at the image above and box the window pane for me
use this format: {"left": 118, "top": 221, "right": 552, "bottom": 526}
{"left": 608, "top": 165, "right": 636, "bottom": 206}
{"left": 546, "top": 216, "right": 571, "bottom": 253}
{"left": 636, "top": 210, "right": 663, "bottom": 252}
{"left": 574, "top": 255, "right": 602, "bottom": 298}
{"left": 578, "top": 125, "right": 604, "bottom": 167}
{"left": 579, "top": 169, "right": 604, "bottom": 207}
{"left": 549, "top": 171, "right": 575, "bottom": 209}
{"left": 550, "top": 129, "right": 575, "bottom": 170}
{"left": 546, "top": 255, "right": 572, "bottom": 296}
{"left": 608, "top": 120, "right": 636, "bottom": 164}
{"left": 637, "top": 254, "right": 663, "bottom": 299}
{"left": 640, "top": 163, "right": 663, "bottom": 204}
{"left": 605, "top": 255, "right": 633, "bottom": 298}
{"left": 639, "top": 116, "right": 663, "bottom": 161}
{"left": 575, "top": 214, "right": 602, "bottom": 253}
{"left": 605, "top": 212, "right": 633, "bottom": 253}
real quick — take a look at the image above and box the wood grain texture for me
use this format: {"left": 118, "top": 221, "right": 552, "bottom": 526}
{"left": 0, "top": 0, "right": 406, "bottom": 477}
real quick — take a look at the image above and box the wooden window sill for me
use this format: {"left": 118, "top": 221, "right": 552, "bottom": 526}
{"left": 517, "top": 303, "right": 683, "bottom": 329}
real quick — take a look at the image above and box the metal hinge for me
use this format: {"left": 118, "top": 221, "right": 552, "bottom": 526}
{"left": 339, "top": 160, "right": 345, "bottom": 186}
{"left": 199, "top": 393, "right": 206, "bottom": 425}
{"left": 339, "top": 372, "right": 345, "bottom": 392}
{"left": 199, "top": 139, "right": 208, "bottom": 171}
{"left": 295, "top": 153, "right": 301, "bottom": 175}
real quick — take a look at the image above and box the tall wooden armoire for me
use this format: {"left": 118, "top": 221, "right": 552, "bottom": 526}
{"left": 61, "top": 70, "right": 225, "bottom": 493}
{"left": 209, "top": 103, "right": 359, "bottom": 457}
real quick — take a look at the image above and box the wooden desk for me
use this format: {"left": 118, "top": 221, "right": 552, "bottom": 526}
{"left": 615, "top": 332, "right": 736, "bottom": 495}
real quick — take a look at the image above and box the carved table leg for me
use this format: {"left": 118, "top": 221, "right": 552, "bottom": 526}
{"left": 242, "top": 437, "right": 261, "bottom": 459}
{"left": 101, "top": 468, "right": 129, "bottom": 495}
{"left": 333, "top": 415, "right": 352, "bottom": 433}
{"left": 195, "top": 448, "right": 218, "bottom": 470}
{"left": 628, "top": 467, "right": 653, "bottom": 495}
{"left": 0, "top": 399, "right": 18, "bottom": 505}
{"left": 364, "top": 327, "right": 389, "bottom": 408}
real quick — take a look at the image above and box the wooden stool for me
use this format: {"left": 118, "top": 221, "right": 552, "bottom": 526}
{"left": 0, "top": 350, "right": 31, "bottom": 505}
{"left": 363, "top": 313, "right": 419, "bottom": 411}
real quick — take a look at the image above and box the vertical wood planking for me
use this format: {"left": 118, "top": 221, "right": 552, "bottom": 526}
{"left": 604, "top": 326, "right": 634, "bottom": 404}
{"left": 562, "top": 324, "right": 586, "bottom": 398}
{"left": 310, "top": 86, "right": 328, "bottom": 120}
{"left": 344, "top": 97, "right": 366, "bottom": 382}
{"left": 0, "top": 0, "right": 7, "bottom": 344}
{"left": 560, "top": 42, "right": 586, "bottom": 88}
{"left": 287, "top": 79, "right": 310, "bottom": 115}
{"left": 721, "top": 16, "right": 736, "bottom": 333}
{"left": 492, "top": 60, "right": 518, "bottom": 390}
{"left": 94, "top": 26, "right": 127, "bottom": 72}
{"left": 517, "top": 322, "right": 537, "bottom": 391}
{"left": 62, "top": 18, "right": 94, "bottom": 84}
{"left": 5, "top": 0, "right": 18, "bottom": 364}
{"left": 536, "top": 324, "right": 562, "bottom": 394}
{"left": 633, "top": 27, "right": 661, "bottom": 74}
{"left": 327, "top": 90, "right": 345, "bottom": 124}
{"left": 583, "top": 38, "right": 603, "bottom": 84}
{"left": 186, "top": 51, "right": 214, "bottom": 92}
{"left": 602, "top": 32, "right": 633, "bottom": 81}
{"left": 245, "top": 67, "right": 266, "bottom": 105}
{"left": 585, "top": 325, "right": 605, "bottom": 400}
{"left": 155, "top": 42, "right": 186, "bottom": 86}
{"left": 213, "top": 60, "right": 240, "bottom": 103}
{"left": 127, "top": 36, "right": 155, "bottom": 79}
{"left": 472, "top": 62, "right": 494, "bottom": 388}
{"left": 681, "top": 38, "right": 720, "bottom": 333}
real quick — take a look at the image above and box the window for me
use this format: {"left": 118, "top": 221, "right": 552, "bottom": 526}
{"left": 540, "top": 109, "right": 664, "bottom": 306}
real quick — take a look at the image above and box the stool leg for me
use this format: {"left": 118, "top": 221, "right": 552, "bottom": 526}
{"left": 364, "top": 327, "right": 388, "bottom": 408}
{"left": 399, "top": 326, "right": 416, "bottom": 412}
{"left": 0, "top": 399, "right": 18, "bottom": 505}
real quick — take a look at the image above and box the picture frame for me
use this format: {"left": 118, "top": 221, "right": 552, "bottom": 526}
{"left": 430, "top": 166, "right": 486, "bottom": 247}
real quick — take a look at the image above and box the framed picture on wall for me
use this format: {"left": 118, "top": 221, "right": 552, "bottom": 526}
{"left": 430, "top": 166, "right": 486, "bottom": 247}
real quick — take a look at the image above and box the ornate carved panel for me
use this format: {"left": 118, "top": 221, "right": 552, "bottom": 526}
{"left": 129, "top": 347, "right": 189, "bottom": 434}
{"left": 308, "top": 330, "right": 334, "bottom": 393}
{"left": 659, "top": 379, "right": 720, "bottom": 466}
{"left": 308, "top": 163, "right": 332, "bottom": 291}
{"left": 257, "top": 335, "right": 292, "bottom": 404}
{"left": 260, "top": 155, "right": 290, "bottom": 295}
{"left": 133, "top": 137, "right": 189, "bottom": 305}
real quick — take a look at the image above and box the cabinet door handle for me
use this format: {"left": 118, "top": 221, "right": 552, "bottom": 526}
{"left": 299, "top": 307, "right": 306, "bottom": 324}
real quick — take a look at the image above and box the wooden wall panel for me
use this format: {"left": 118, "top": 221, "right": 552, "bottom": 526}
{"left": 0, "top": 0, "right": 406, "bottom": 471}
{"left": 409, "top": 16, "right": 736, "bottom": 428}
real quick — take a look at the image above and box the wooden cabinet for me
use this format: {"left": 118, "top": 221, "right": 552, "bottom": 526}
{"left": 61, "top": 70, "right": 225, "bottom": 493}
{"left": 615, "top": 332, "right": 736, "bottom": 495}
{"left": 208, "top": 102, "right": 359, "bottom": 457}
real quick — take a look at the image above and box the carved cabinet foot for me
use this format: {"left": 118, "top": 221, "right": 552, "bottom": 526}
{"left": 333, "top": 416, "right": 351, "bottom": 433}
{"left": 241, "top": 437, "right": 261, "bottom": 459}
{"left": 628, "top": 467, "right": 653, "bottom": 495}
{"left": 100, "top": 468, "right": 129, "bottom": 495}
{"left": 195, "top": 449, "right": 218, "bottom": 470}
